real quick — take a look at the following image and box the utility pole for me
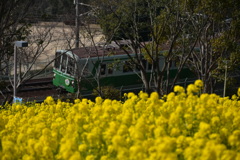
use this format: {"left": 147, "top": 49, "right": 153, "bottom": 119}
{"left": 223, "top": 60, "right": 228, "bottom": 97}
{"left": 75, "top": 0, "right": 80, "bottom": 48}
{"left": 14, "top": 44, "right": 17, "bottom": 100}
{"left": 74, "top": 1, "right": 96, "bottom": 48}
{"left": 13, "top": 41, "right": 28, "bottom": 103}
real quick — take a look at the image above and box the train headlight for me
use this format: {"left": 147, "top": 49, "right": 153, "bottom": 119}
{"left": 65, "top": 79, "right": 70, "bottom": 86}
{"left": 72, "top": 81, "right": 75, "bottom": 86}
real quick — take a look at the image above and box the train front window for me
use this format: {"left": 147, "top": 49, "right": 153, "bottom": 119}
{"left": 54, "top": 51, "right": 61, "bottom": 69}
{"left": 148, "top": 62, "right": 152, "bottom": 70}
{"left": 142, "top": 59, "right": 147, "bottom": 70}
{"left": 61, "top": 54, "right": 67, "bottom": 72}
{"left": 67, "top": 57, "right": 75, "bottom": 75}
{"left": 100, "top": 64, "right": 106, "bottom": 75}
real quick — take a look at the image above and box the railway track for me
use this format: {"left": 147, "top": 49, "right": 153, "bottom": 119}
{"left": 0, "top": 77, "right": 64, "bottom": 103}
{"left": 18, "top": 77, "right": 54, "bottom": 91}
{"left": 2, "top": 77, "right": 54, "bottom": 93}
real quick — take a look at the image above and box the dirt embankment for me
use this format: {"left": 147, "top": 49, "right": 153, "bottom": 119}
{"left": 30, "top": 22, "right": 105, "bottom": 62}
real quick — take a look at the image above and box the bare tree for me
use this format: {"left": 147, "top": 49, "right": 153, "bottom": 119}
{"left": 93, "top": 0, "right": 201, "bottom": 96}
{"left": 76, "top": 22, "right": 107, "bottom": 98}
{"left": 185, "top": 0, "right": 240, "bottom": 93}
{"left": 0, "top": 22, "right": 59, "bottom": 104}
{"left": 0, "top": 0, "right": 36, "bottom": 76}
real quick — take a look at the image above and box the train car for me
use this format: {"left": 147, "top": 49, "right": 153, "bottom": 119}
{"left": 53, "top": 45, "right": 147, "bottom": 93}
{"left": 53, "top": 44, "right": 194, "bottom": 95}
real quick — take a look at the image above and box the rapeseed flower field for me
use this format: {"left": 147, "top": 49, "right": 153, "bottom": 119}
{"left": 1, "top": 80, "right": 240, "bottom": 160}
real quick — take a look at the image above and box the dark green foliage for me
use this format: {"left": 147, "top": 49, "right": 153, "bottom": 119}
{"left": 93, "top": 86, "right": 121, "bottom": 100}
{"left": 93, "top": 0, "right": 156, "bottom": 42}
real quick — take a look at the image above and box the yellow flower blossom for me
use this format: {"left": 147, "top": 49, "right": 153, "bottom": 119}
{"left": 238, "top": 88, "right": 240, "bottom": 97}
{"left": 194, "top": 79, "right": 203, "bottom": 88}
{"left": 0, "top": 81, "right": 240, "bottom": 159}
{"left": 44, "top": 96, "right": 55, "bottom": 105}
{"left": 187, "top": 84, "right": 198, "bottom": 95}
{"left": 174, "top": 85, "right": 185, "bottom": 93}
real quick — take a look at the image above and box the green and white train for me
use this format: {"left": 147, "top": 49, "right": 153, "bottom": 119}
{"left": 53, "top": 44, "right": 194, "bottom": 95}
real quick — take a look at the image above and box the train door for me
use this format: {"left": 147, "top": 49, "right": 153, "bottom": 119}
{"left": 60, "top": 53, "right": 68, "bottom": 73}
{"left": 66, "top": 56, "right": 75, "bottom": 76}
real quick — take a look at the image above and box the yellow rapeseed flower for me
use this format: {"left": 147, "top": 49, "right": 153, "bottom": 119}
{"left": 194, "top": 79, "right": 203, "bottom": 88}
{"left": 174, "top": 85, "right": 185, "bottom": 93}
{"left": 238, "top": 88, "right": 240, "bottom": 97}
{"left": 187, "top": 84, "right": 198, "bottom": 95}
{"left": 1, "top": 81, "right": 240, "bottom": 159}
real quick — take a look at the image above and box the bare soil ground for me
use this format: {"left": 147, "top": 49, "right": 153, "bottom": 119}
{"left": 30, "top": 22, "right": 105, "bottom": 63}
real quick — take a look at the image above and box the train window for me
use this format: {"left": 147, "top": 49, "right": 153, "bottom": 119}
{"left": 100, "top": 64, "right": 106, "bottom": 75}
{"left": 76, "top": 63, "right": 88, "bottom": 76}
{"left": 83, "top": 65, "right": 89, "bottom": 76}
{"left": 171, "top": 61, "right": 177, "bottom": 68}
{"left": 142, "top": 59, "right": 147, "bottom": 70}
{"left": 67, "top": 57, "right": 75, "bottom": 75}
{"left": 135, "top": 64, "right": 140, "bottom": 71}
{"left": 148, "top": 62, "right": 152, "bottom": 70}
{"left": 123, "top": 61, "right": 133, "bottom": 73}
{"left": 54, "top": 52, "right": 61, "bottom": 69}
{"left": 108, "top": 67, "right": 113, "bottom": 74}
{"left": 135, "top": 59, "right": 147, "bottom": 71}
{"left": 61, "top": 54, "right": 67, "bottom": 72}
{"left": 107, "top": 64, "right": 113, "bottom": 75}
{"left": 81, "top": 63, "right": 89, "bottom": 76}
